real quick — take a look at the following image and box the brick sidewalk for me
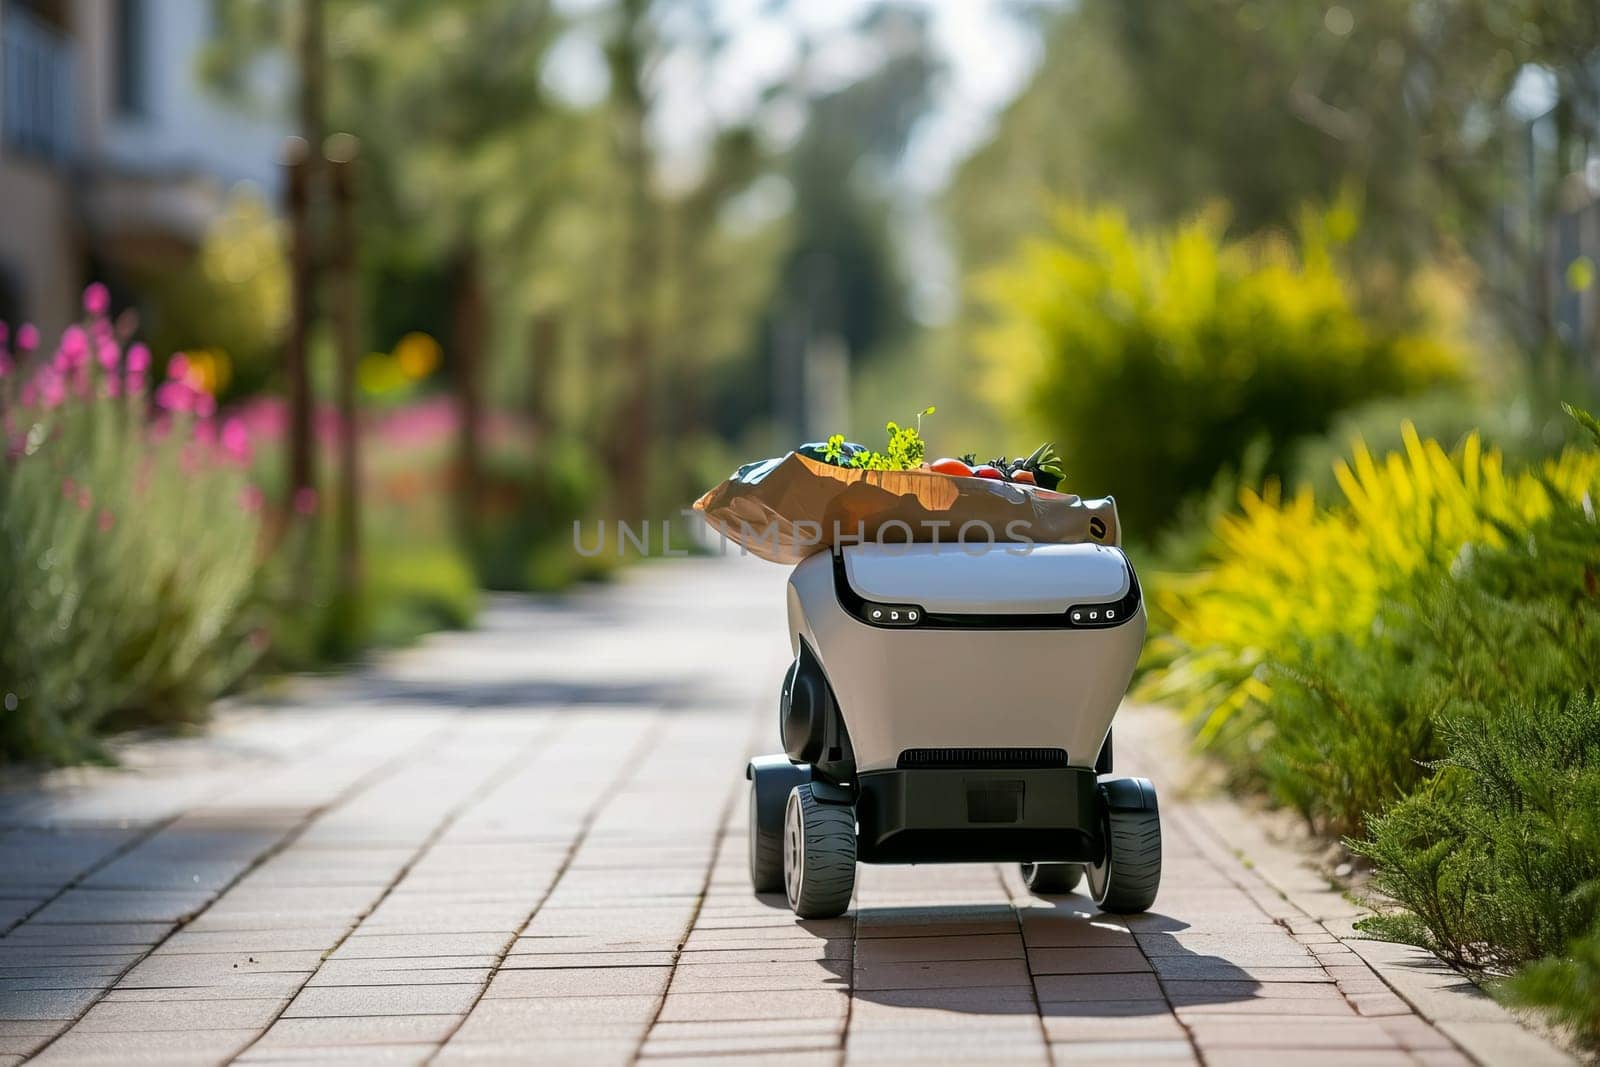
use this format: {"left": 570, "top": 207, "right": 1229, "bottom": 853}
{"left": 0, "top": 557, "right": 1488, "bottom": 1064}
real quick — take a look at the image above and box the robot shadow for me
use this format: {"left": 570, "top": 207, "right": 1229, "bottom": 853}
{"left": 757, "top": 896, "right": 1264, "bottom": 1015}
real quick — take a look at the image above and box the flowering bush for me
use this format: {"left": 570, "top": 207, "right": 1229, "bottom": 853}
{"left": 1, "top": 287, "right": 265, "bottom": 762}
{"left": 1141, "top": 424, "right": 1600, "bottom": 753}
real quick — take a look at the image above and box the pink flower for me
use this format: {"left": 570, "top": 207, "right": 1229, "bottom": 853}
{"left": 102, "top": 377, "right": 121, "bottom": 399}
{"left": 126, "top": 370, "right": 146, "bottom": 397}
{"left": 97, "top": 338, "right": 120, "bottom": 372}
{"left": 39, "top": 372, "right": 65, "bottom": 409}
{"left": 76, "top": 486, "right": 91, "bottom": 511}
{"left": 59, "top": 329, "right": 90, "bottom": 373}
{"left": 167, "top": 353, "right": 189, "bottom": 380}
{"left": 61, "top": 477, "right": 76, "bottom": 498}
{"left": 16, "top": 323, "right": 39, "bottom": 351}
{"left": 194, "top": 391, "right": 217, "bottom": 419}
{"left": 82, "top": 282, "right": 110, "bottom": 317}
{"left": 221, "top": 416, "right": 251, "bottom": 462}
{"left": 126, "top": 342, "right": 151, "bottom": 374}
{"left": 97, "top": 509, "right": 115, "bottom": 533}
{"left": 155, "top": 380, "right": 192, "bottom": 413}
{"left": 239, "top": 483, "right": 265, "bottom": 514}
{"left": 194, "top": 419, "right": 217, "bottom": 446}
{"left": 293, "top": 486, "right": 318, "bottom": 516}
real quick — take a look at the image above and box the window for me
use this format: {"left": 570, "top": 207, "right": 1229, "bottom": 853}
{"left": 114, "top": 0, "right": 148, "bottom": 118}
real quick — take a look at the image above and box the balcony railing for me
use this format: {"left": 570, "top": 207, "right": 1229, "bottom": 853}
{"left": 2, "top": 6, "right": 75, "bottom": 163}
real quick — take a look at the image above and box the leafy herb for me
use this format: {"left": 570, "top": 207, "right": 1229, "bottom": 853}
{"left": 845, "top": 407, "right": 936, "bottom": 471}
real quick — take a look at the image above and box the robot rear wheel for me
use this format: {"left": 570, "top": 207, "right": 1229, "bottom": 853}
{"left": 1020, "top": 862, "right": 1085, "bottom": 894}
{"left": 783, "top": 783, "right": 856, "bottom": 918}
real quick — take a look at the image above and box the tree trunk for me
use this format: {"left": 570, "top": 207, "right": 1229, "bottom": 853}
{"left": 609, "top": 0, "right": 656, "bottom": 523}
{"left": 528, "top": 313, "right": 559, "bottom": 451}
{"left": 452, "top": 249, "right": 485, "bottom": 552}
{"left": 329, "top": 136, "right": 362, "bottom": 605}
{"left": 282, "top": 0, "right": 324, "bottom": 537}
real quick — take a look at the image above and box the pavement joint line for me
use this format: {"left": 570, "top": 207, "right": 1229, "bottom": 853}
{"left": 15, "top": 716, "right": 459, "bottom": 1063}
{"left": 1003, "top": 865, "right": 1052, "bottom": 1062}
{"left": 228, "top": 715, "right": 569, "bottom": 1066}
{"left": 630, "top": 769, "right": 753, "bottom": 1066}
{"left": 1174, "top": 796, "right": 1483, "bottom": 1063}
{"left": 423, "top": 711, "right": 673, "bottom": 1066}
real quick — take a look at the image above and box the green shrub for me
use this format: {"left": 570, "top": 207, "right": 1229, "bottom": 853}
{"left": 1, "top": 306, "right": 263, "bottom": 762}
{"left": 1504, "top": 930, "right": 1600, "bottom": 1047}
{"left": 976, "top": 201, "right": 1460, "bottom": 532}
{"left": 1253, "top": 518, "right": 1600, "bottom": 836}
{"left": 1353, "top": 694, "right": 1600, "bottom": 971}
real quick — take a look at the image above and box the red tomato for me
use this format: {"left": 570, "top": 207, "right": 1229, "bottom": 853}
{"left": 929, "top": 457, "right": 975, "bottom": 477}
{"left": 973, "top": 465, "right": 1005, "bottom": 480}
{"left": 1010, "top": 469, "right": 1037, "bottom": 485}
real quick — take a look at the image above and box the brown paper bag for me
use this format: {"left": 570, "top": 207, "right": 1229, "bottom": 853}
{"left": 692, "top": 453, "right": 1121, "bottom": 564}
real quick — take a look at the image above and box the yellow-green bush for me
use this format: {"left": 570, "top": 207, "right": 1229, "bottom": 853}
{"left": 976, "top": 202, "right": 1459, "bottom": 532}
{"left": 1142, "top": 425, "right": 1600, "bottom": 750}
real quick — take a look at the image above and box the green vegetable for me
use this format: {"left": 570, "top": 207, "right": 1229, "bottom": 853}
{"left": 831, "top": 407, "right": 936, "bottom": 472}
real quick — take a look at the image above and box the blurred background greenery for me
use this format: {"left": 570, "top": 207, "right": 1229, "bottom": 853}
{"left": 3, "top": 0, "right": 1600, "bottom": 1043}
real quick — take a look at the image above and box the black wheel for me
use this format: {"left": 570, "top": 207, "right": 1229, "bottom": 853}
{"left": 783, "top": 784, "right": 856, "bottom": 918}
{"left": 748, "top": 756, "right": 808, "bottom": 893}
{"left": 1021, "top": 862, "right": 1085, "bottom": 894}
{"left": 1086, "top": 779, "right": 1161, "bottom": 914}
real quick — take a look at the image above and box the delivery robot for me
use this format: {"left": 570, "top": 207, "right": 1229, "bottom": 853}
{"left": 746, "top": 536, "right": 1157, "bottom": 918}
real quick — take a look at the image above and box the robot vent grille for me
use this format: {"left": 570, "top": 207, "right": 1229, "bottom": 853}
{"left": 897, "top": 747, "right": 1069, "bottom": 769}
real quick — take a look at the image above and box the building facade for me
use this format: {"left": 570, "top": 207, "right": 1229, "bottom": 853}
{"left": 0, "top": 0, "right": 286, "bottom": 337}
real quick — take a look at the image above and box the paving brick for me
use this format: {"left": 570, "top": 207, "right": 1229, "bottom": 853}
{"left": 29, "top": 889, "right": 215, "bottom": 925}
{"left": 249, "top": 1014, "right": 464, "bottom": 1049}
{"left": 447, "top": 995, "right": 661, "bottom": 1042}
{"left": 25, "top": 1026, "right": 260, "bottom": 1065}
{"left": 1185, "top": 1016, "right": 1405, "bottom": 1049}
{"left": 436, "top": 1037, "right": 639, "bottom": 1064}
{"left": 656, "top": 989, "right": 848, "bottom": 1023}
{"left": 331, "top": 933, "right": 510, "bottom": 960}
{"left": 306, "top": 958, "right": 495, "bottom": 988}
{"left": 3, "top": 922, "right": 173, "bottom": 947}
{"left": 1032, "top": 973, "right": 1163, "bottom": 1002}
{"left": 853, "top": 934, "right": 1022, "bottom": 964}
{"left": 0, "top": 987, "right": 103, "bottom": 1020}
{"left": 1026, "top": 946, "right": 1150, "bottom": 974}
{"left": 847, "top": 985, "right": 1038, "bottom": 1018}
{"left": 1041, "top": 1009, "right": 1185, "bottom": 1043}
{"left": 641, "top": 1030, "right": 840, "bottom": 1056}
{"left": 234, "top": 1041, "right": 435, "bottom": 1063}
{"left": 481, "top": 966, "right": 670, "bottom": 999}
{"left": 283, "top": 984, "right": 482, "bottom": 1018}
{"left": 853, "top": 958, "right": 1031, "bottom": 991}
{"left": 0, "top": 1032, "right": 49, "bottom": 1057}
{"left": 1045, "top": 1038, "right": 1196, "bottom": 1062}
{"left": 73, "top": 996, "right": 288, "bottom": 1031}
{"left": 1203, "top": 1051, "right": 1414, "bottom": 1067}
{"left": 502, "top": 949, "right": 680, "bottom": 968}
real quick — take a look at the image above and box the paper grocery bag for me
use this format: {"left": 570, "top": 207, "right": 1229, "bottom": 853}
{"left": 692, "top": 452, "right": 1121, "bottom": 564}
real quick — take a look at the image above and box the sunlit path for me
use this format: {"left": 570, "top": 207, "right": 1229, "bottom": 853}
{"left": 2, "top": 556, "right": 1481, "bottom": 1065}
